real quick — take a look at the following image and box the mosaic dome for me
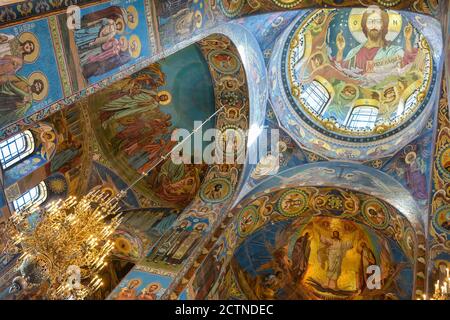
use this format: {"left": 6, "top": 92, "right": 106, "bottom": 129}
{"left": 270, "top": 8, "right": 441, "bottom": 160}
{"left": 285, "top": 8, "right": 434, "bottom": 138}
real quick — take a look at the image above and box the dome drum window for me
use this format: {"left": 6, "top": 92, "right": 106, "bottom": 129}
{"left": 0, "top": 130, "right": 34, "bottom": 170}
{"left": 269, "top": 7, "right": 441, "bottom": 160}
{"left": 13, "top": 181, "right": 47, "bottom": 213}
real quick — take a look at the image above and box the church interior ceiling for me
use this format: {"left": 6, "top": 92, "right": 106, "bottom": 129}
{"left": 0, "top": 0, "right": 449, "bottom": 301}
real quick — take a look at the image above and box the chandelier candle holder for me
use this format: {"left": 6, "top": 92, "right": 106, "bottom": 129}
{"left": 431, "top": 268, "right": 450, "bottom": 300}
{"left": 2, "top": 188, "right": 123, "bottom": 300}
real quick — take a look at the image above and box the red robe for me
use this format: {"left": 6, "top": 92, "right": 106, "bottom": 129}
{"left": 340, "top": 46, "right": 418, "bottom": 74}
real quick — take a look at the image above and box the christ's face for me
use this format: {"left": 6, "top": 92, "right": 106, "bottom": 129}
{"left": 23, "top": 41, "right": 34, "bottom": 54}
{"left": 366, "top": 12, "right": 383, "bottom": 41}
{"left": 32, "top": 80, "right": 43, "bottom": 94}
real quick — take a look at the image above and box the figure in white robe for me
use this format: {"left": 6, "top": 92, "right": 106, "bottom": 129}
{"left": 319, "top": 231, "right": 353, "bottom": 290}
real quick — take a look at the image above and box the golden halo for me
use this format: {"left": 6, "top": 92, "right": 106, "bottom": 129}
{"left": 405, "top": 151, "right": 417, "bottom": 165}
{"left": 115, "top": 16, "right": 126, "bottom": 34}
{"left": 277, "top": 141, "right": 288, "bottom": 153}
{"left": 18, "top": 32, "right": 40, "bottom": 63}
{"left": 146, "top": 282, "right": 161, "bottom": 292}
{"left": 157, "top": 91, "right": 172, "bottom": 105}
{"left": 195, "top": 10, "right": 203, "bottom": 28}
{"left": 126, "top": 278, "right": 142, "bottom": 289}
{"left": 100, "top": 186, "right": 117, "bottom": 199}
{"left": 126, "top": 5, "right": 139, "bottom": 30}
{"left": 226, "top": 107, "right": 240, "bottom": 119}
{"left": 119, "top": 36, "right": 129, "bottom": 52}
{"left": 128, "top": 35, "right": 141, "bottom": 58}
{"left": 40, "top": 130, "right": 56, "bottom": 142}
{"left": 28, "top": 72, "right": 48, "bottom": 101}
{"left": 115, "top": 236, "right": 131, "bottom": 255}
{"left": 348, "top": 8, "right": 403, "bottom": 44}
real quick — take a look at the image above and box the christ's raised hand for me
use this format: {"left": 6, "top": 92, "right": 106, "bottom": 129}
{"left": 336, "top": 30, "right": 346, "bottom": 62}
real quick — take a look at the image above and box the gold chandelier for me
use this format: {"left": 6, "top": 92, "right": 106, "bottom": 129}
{"left": 2, "top": 188, "right": 123, "bottom": 300}
{"left": 1, "top": 107, "right": 222, "bottom": 300}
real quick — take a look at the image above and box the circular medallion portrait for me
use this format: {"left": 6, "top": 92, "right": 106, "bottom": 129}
{"left": 200, "top": 177, "right": 233, "bottom": 203}
{"left": 362, "top": 199, "right": 390, "bottom": 229}
{"left": 237, "top": 205, "right": 260, "bottom": 237}
{"left": 219, "top": 0, "right": 245, "bottom": 18}
{"left": 208, "top": 50, "right": 241, "bottom": 74}
{"left": 402, "top": 227, "right": 416, "bottom": 259}
{"left": 278, "top": 189, "right": 308, "bottom": 217}
{"left": 437, "top": 146, "right": 450, "bottom": 180}
{"left": 433, "top": 206, "right": 450, "bottom": 234}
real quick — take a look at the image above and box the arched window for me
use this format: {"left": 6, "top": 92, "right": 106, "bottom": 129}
{"left": 0, "top": 130, "right": 34, "bottom": 169}
{"left": 13, "top": 181, "right": 47, "bottom": 213}
{"left": 300, "top": 80, "right": 330, "bottom": 115}
{"left": 346, "top": 106, "right": 379, "bottom": 130}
